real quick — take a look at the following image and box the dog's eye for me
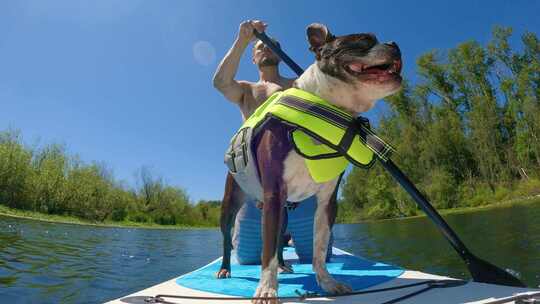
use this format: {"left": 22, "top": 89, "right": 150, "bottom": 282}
{"left": 355, "top": 34, "right": 378, "bottom": 44}
{"left": 338, "top": 34, "right": 378, "bottom": 49}
{"left": 364, "top": 33, "right": 378, "bottom": 43}
{"left": 349, "top": 34, "right": 378, "bottom": 49}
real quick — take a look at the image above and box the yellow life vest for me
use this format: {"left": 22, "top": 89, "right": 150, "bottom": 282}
{"left": 229, "top": 88, "right": 394, "bottom": 183}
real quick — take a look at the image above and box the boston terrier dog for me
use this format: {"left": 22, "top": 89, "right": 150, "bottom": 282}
{"left": 219, "top": 23, "right": 402, "bottom": 304}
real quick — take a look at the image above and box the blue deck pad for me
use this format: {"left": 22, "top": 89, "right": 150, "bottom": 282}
{"left": 176, "top": 247, "right": 404, "bottom": 297}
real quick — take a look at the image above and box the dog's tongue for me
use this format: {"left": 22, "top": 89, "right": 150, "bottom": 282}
{"left": 348, "top": 62, "right": 364, "bottom": 73}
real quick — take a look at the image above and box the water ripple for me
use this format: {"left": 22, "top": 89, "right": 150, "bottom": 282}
{"left": 1, "top": 204, "right": 539, "bottom": 303}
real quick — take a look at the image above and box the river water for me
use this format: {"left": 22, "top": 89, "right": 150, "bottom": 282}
{"left": 1, "top": 203, "right": 539, "bottom": 303}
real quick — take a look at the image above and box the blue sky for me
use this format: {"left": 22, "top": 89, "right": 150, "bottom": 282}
{"left": 1, "top": 1, "right": 539, "bottom": 203}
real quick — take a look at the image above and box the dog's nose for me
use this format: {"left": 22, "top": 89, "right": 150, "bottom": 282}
{"left": 385, "top": 41, "right": 401, "bottom": 56}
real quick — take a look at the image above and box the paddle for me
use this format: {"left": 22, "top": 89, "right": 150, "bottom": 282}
{"left": 253, "top": 30, "right": 526, "bottom": 287}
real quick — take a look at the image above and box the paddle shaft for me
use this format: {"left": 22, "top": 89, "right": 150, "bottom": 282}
{"left": 379, "top": 160, "right": 522, "bottom": 287}
{"left": 253, "top": 30, "right": 524, "bottom": 286}
{"left": 379, "top": 159, "right": 470, "bottom": 259}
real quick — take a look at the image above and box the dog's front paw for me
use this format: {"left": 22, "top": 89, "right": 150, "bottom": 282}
{"left": 215, "top": 268, "right": 231, "bottom": 279}
{"left": 252, "top": 283, "right": 278, "bottom": 304}
{"left": 319, "top": 277, "right": 352, "bottom": 295}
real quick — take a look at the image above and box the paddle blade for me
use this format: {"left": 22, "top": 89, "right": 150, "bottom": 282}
{"left": 468, "top": 254, "right": 526, "bottom": 287}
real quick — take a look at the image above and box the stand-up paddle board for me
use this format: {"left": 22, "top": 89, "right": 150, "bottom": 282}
{"left": 106, "top": 247, "right": 539, "bottom": 304}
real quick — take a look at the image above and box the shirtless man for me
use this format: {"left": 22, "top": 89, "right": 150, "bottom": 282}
{"left": 213, "top": 20, "right": 331, "bottom": 277}
{"left": 212, "top": 19, "right": 294, "bottom": 118}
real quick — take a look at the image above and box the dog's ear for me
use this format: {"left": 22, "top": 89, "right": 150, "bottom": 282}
{"left": 307, "top": 23, "right": 334, "bottom": 53}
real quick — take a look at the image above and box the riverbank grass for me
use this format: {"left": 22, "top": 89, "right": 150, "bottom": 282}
{"left": 0, "top": 204, "right": 214, "bottom": 229}
{"left": 3, "top": 195, "right": 540, "bottom": 228}
{"left": 374, "top": 195, "right": 540, "bottom": 223}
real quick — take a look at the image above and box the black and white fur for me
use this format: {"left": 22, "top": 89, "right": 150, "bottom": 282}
{"left": 219, "top": 23, "right": 402, "bottom": 304}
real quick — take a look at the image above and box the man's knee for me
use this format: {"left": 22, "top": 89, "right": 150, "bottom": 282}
{"left": 288, "top": 196, "right": 334, "bottom": 263}
{"left": 232, "top": 200, "right": 262, "bottom": 265}
{"left": 234, "top": 246, "right": 261, "bottom": 265}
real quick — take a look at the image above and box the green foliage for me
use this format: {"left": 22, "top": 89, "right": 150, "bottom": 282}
{"left": 193, "top": 200, "right": 221, "bottom": 226}
{"left": 424, "top": 168, "right": 459, "bottom": 209}
{"left": 340, "top": 26, "right": 540, "bottom": 221}
{"left": 514, "top": 178, "right": 540, "bottom": 197}
{"left": 364, "top": 171, "right": 397, "bottom": 219}
{"left": 30, "top": 144, "right": 69, "bottom": 214}
{"left": 0, "top": 130, "right": 221, "bottom": 227}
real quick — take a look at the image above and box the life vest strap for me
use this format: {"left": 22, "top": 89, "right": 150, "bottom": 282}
{"left": 276, "top": 95, "right": 395, "bottom": 162}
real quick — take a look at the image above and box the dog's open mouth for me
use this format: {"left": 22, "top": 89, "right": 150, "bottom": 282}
{"left": 344, "top": 59, "right": 402, "bottom": 77}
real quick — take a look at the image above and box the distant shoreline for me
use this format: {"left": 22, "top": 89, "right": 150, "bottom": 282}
{"left": 351, "top": 195, "right": 540, "bottom": 224}
{"left": 2, "top": 195, "right": 539, "bottom": 229}
{"left": 0, "top": 205, "right": 215, "bottom": 230}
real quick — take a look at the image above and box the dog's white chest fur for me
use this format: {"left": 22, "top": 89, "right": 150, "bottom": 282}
{"left": 282, "top": 150, "right": 333, "bottom": 202}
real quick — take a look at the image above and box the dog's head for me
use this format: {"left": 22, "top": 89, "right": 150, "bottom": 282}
{"left": 306, "top": 23, "right": 402, "bottom": 111}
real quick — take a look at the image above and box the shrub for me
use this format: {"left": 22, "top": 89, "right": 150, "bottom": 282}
{"left": 423, "top": 168, "right": 459, "bottom": 209}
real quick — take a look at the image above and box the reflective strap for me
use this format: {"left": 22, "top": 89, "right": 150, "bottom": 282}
{"left": 277, "top": 95, "right": 351, "bottom": 130}
{"left": 356, "top": 121, "right": 395, "bottom": 161}
{"left": 277, "top": 94, "right": 394, "bottom": 161}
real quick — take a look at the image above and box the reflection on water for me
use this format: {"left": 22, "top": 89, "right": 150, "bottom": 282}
{"left": 333, "top": 203, "right": 540, "bottom": 287}
{"left": 1, "top": 203, "right": 539, "bottom": 303}
{"left": 0, "top": 217, "right": 222, "bottom": 303}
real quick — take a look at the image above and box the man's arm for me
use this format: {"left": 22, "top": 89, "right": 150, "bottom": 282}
{"left": 212, "top": 36, "right": 250, "bottom": 104}
{"left": 212, "top": 20, "right": 266, "bottom": 104}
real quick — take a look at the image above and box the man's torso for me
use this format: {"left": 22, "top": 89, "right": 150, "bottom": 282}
{"left": 240, "top": 78, "right": 295, "bottom": 120}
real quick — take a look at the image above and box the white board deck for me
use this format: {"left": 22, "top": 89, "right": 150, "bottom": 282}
{"left": 105, "top": 248, "right": 539, "bottom": 304}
